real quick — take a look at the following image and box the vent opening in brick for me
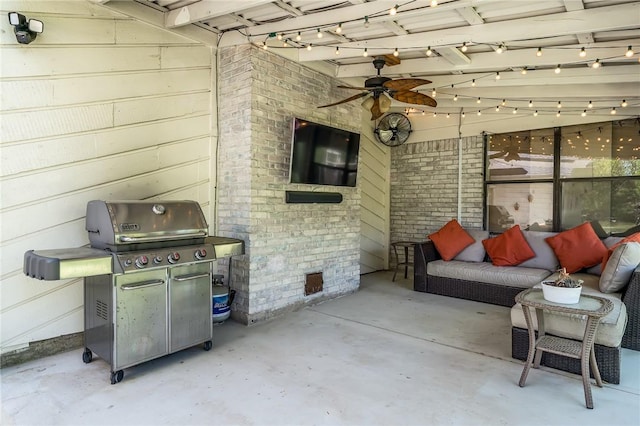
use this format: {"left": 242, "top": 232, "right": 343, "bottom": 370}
{"left": 305, "top": 272, "right": 323, "bottom": 296}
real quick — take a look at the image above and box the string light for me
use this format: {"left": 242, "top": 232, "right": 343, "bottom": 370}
{"left": 611, "top": 107, "right": 617, "bottom": 114}
{"left": 364, "top": 16, "right": 370, "bottom": 28}
{"left": 283, "top": 39, "right": 288, "bottom": 47}
{"left": 262, "top": 42, "right": 268, "bottom": 50}
{"left": 534, "top": 110, "right": 539, "bottom": 116}
{"left": 513, "top": 108, "right": 518, "bottom": 114}
{"left": 363, "top": 48, "right": 368, "bottom": 57}
{"left": 335, "top": 46, "right": 340, "bottom": 55}
{"left": 521, "top": 68, "right": 527, "bottom": 75}
{"left": 496, "top": 44, "right": 504, "bottom": 54}
{"left": 502, "top": 99, "right": 506, "bottom": 106}
{"left": 588, "top": 100, "right": 593, "bottom": 108}
{"left": 554, "top": 64, "right": 561, "bottom": 74}
{"left": 277, "top": 33, "right": 283, "bottom": 41}
{"left": 426, "top": 46, "right": 432, "bottom": 56}
{"left": 316, "top": 28, "right": 323, "bottom": 38}
{"left": 461, "top": 111, "right": 466, "bottom": 118}
{"left": 453, "top": 94, "right": 458, "bottom": 101}
{"left": 431, "top": 0, "right": 438, "bottom": 7}
{"left": 432, "top": 89, "right": 437, "bottom": 97}
{"left": 336, "top": 23, "right": 342, "bottom": 34}
{"left": 390, "top": 4, "right": 398, "bottom": 15}
{"left": 476, "top": 97, "right": 481, "bottom": 103}
{"left": 495, "top": 105, "right": 500, "bottom": 112}
{"left": 477, "top": 110, "right": 482, "bottom": 116}
{"left": 461, "top": 42, "right": 468, "bottom": 52}
{"left": 557, "top": 101, "right": 562, "bottom": 109}
{"left": 446, "top": 113, "right": 450, "bottom": 118}
{"left": 296, "top": 32, "right": 301, "bottom": 41}
{"left": 579, "top": 47, "right": 587, "bottom": 57}
{"left": 556, "top": 111, "right": 561, "bottom": 117}
{"left": 393, "top": 47, "right": 399, "bottom": 57}
{"left": 495, "top": 72, "right": 501, "bottom": 80}
{"left": 307, "top": 43, "right": 312, "bottom": 51}
{"left": 622, "top": 99, "right": 628, "bottom": 107}
{"left": 536, "top": 47, "right": 542, "bottom": 57}
{"left": 626, "top": 46, "right": 634, "bottom": 57}
{"left": 471, "top": 79, "right": 476, "bottom": 87}
{"left": 528, "top": 100, "right": 533, "bottom": 108}
{"left": 592, "top": 59, "right": 601, "bottom": 68}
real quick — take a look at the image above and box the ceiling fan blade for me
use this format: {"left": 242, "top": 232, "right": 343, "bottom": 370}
{"left": 370, "top": 97, "right": 383, "bottom": 120}
{"left": 391, "top": 90, "right": 437, "bottom": 107}
{"left": 383, "top": 78, "right": 432, "bottom": 91}
{"left": 318, "top": 92, "right": 369, "bottom": 108}
{"left": 337, "top": 85, "right": 370, "bottom": 90}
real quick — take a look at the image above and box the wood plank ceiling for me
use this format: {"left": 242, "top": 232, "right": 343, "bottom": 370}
{"left": 99, "top": 0, "right": 640, "bottom": 120}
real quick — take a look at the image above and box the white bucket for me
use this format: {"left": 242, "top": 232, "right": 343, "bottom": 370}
{"left": 212, "top": 286, "right": 231, "bottom": 322}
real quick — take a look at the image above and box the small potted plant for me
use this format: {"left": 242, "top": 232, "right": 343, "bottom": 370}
{"left": 541, "top": 267, "right": 584, "bottom": 304}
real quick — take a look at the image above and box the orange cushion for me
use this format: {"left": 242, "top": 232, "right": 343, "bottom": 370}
{"left": 602, "top": 232, "right": 640, "bottom": 270}
{"left": 428, "top": 219, "right": 475, "bottom": 261}
{"left": 482, "top": 225, "right": 535, "bottom": 266}
{"left": 545, "top": 222, "right": 607, "bottom": 273}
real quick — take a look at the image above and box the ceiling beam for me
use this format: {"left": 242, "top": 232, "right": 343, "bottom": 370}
{"left": 300, "top": 3, "right": 640, "bottom": 61}
{"left": 165, "top": 0, "right": 273, "bottom": 28}
{"left": 336, "top": 39, "right": 640, "bottom": 78}
{"left": 244, "top": 0, "right": 502, "bottom": 37}
{"left": 456, "top": 6, "right": 483, "bottom": 25}
{"left": 434, "top": 46, "right": 471, "bottom": 66}
{"left": 274, "top": 0, "right": 304, "bottom": 17}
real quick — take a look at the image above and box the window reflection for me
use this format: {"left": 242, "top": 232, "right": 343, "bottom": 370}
{"left": 487, "top": 183, "right": 553, "bottom": 233}
{"left": 487, "top": 129, "right": 554, "bottom": 180}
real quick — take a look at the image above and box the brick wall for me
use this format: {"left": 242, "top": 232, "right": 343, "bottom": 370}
{"left": 389, "top": 135, "right": 484, "bottom": 265}
{"left": 217, "top": 45, "right": 361, "bottom": 324}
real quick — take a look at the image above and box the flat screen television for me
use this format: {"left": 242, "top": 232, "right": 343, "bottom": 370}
{"left": 289, "top": 117, "right": 360, "bottom": 187}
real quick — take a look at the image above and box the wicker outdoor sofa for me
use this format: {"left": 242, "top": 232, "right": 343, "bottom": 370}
{"left": 413, "top": 228, "right": 640, "bottom": 385}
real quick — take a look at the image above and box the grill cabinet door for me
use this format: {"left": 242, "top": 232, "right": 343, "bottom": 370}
{"left": 114, "top": 269, "right": 168, "bottom": 370}
{"left": 169, "top": 263, "right": 212, "bottom": 352}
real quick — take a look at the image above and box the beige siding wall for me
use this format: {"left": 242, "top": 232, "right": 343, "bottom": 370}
{"left": 0, "top": 2, "right": 215, "bottom": 354}
{"left": 359, "top": 122, "right": 390, "bottom": 274}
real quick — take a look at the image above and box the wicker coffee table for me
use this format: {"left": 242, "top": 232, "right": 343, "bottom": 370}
{"left": 515, "top": 288, "right": 613, "bottom": 409}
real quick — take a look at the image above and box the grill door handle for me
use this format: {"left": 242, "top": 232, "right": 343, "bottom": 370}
{"left": 121, "top": 279, "right": 165, "bottom": 290}
{"left": 119, "top": 231, "right": 207, "bottom": 243}
{"left": 173, "top": 273, "right": 210, "bottom": 282}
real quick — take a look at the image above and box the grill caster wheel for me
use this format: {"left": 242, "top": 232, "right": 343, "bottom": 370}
{"left": 203, "top": 340, "right": 212, "bottom": 351}
{"left": 110, "top": 370, "right": 124, "bottom": 384}
{"left": 82, "top": 349, "right": 92, "bottom": 364}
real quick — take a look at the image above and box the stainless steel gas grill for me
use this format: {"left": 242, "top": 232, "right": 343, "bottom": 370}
{"left": 23, "top": 200, "right": 243, "bottom": 384}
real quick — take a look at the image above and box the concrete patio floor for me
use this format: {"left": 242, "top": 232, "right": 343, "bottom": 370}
{"left": 2, "top": 271, "right": 639, "bottom": 425}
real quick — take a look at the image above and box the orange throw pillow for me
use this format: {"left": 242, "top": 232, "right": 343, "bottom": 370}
{"left": 602, "top": 232, "right": 640, "bottom": 270}
{"left": 482, "top": 225, "right": 535, "bottom": 266}
{"left": 428, "top": 219, "right": 475, "bottom": 261}
{"left": 545, "top": 222, "right": 607, "bottom": 273}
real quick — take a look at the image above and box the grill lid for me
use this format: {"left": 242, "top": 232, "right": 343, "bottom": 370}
{"left": 86, "top": 200, "right": 209, "bottom": 249}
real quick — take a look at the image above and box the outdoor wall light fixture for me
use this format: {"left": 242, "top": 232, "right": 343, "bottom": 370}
{"left": 7, "top": 12, "right": 43, "bottom": 44}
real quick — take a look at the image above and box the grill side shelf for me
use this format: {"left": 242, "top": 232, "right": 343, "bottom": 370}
{"left": 24, "top": 248, "right": 113, "bottom": 280}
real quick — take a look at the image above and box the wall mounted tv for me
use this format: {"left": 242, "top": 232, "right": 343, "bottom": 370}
{"left": 289, "top": 117, "right": 360, "bottom": 187}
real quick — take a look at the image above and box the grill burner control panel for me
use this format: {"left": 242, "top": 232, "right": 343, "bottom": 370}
{"left": 114, "top": 244, "right": 214, "bottom": 274}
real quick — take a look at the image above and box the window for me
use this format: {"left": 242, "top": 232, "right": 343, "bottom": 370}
{"left": 485, "top": 118, "right": 640, "bottom": 236}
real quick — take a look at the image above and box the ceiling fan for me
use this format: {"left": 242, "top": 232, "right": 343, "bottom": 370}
{"left": 318, "top": 55, "right": 437, "bottom": 120}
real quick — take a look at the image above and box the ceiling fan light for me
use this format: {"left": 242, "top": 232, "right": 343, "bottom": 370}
{"left": 379, "top": 94, "right": 392, "bottom": 112}
{"left": 361, "top": 96, "right": 375, "bottom": 110}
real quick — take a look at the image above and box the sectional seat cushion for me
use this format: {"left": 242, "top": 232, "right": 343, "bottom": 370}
{"left": 587, "top": 236, "right": 624, "bottom": 275}
{"left": 601, "top": 232, "right": 640, "bottom": 270}
{"left": 545, "top": 222, "right": 607, "bottom": 273}
{"left": 427, "top": 260, "right": 552, "bottom": 288}
{"left": 518, "top": 230, "right": 560, "bottom": 271}
{"left": 511, "top": 273, "right": 628, "bottom": 347}
{"left": 600, "top": 242, "right": 640, "bottom": 293}
{"left": 454, "top": 229, "right": 489, "bottom": 262}
{"left": 428, "top": 219, "right": 475, "bottom": 261}
{"left": 482, "top": 225, "right": 535, "bottom": 266}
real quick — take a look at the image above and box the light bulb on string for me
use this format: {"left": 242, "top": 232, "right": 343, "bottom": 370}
{"left": 316, "top": 29, "right": 323, "bottom": 38}
{"left": 495, "top": 72, "right": 501, "bottom": 80}
{"left": 521, "top": 68, "right": 527, "bottom": 75}
{"left": 390, "top": 4, "right": 398, "bottom": 15}
{"left": 283, "top": 39, "right": 288, "bottom": 47}
{"left": 335, "top": 46, "right": 340, "bottom": 55}
{"left": 393, "top": 48, "right": 399, "bottom": 57}
{"left": 277, "top": 33, "right": 283, "bottom": 41}
{"left": 471, "top": 79, "right": 476, "bottom": 87}
{"left": 555, "top": 64, "right": 561, "bottom": 74}
{"left": 557, "top": 101, "right": 562, "bottom": 109}
{"left": 556, "top": 111, "right": 561, "bottom": 117}
{"left": 446, "top": 113, "right": 450, "bottom": 118}
{"left": 432, "top": 89, "right": 437, "bottom": 97}
{"left": 307, "top": 44, "right": 312, "bottom": 51}
{"left": 431, "top": 0, "right": 438, "bottom": 7}
{"left": 513, "top": 108, "right": 518, "bottom": 114}
{"left": 592, "top": 59, "right": 601, "bottom": 68}
{"left": 453, "top": 94, "right": 458, "bottom": 101}
{"left": 536, "top": 47, "right": 542, "bottom": 57}
{"left": 476, "top": 97, "right": 481, "bottom": 104}
{"left": 426, "top": 46, "right": 432, "bottom": 56}
{"left": 364, "top": 16, "right": 369, "bottom": 28}
{"left": 262, "top": 42, "right": 268, "bottom": 50}
{"left": 588, "top": 100, "right": 593, "bottom": 108}
{"left": 579, "top": 47, "right": 586, "bottom": 57}
{"left": 495, "top": 105, "right": 500, "bottom": 112}
{"left": 336, "top": 23, "right": 342, "bottom": 34}
{"left": 296, "top": 32, "right": 301, "bottom": 41}
{"left": 363, "top": 48, "right": 368, "bottom": 57}
{"left": 534, "top": 110, "right": 539, "bottom": 116}
{"left": 611, "top": 107, "right": 617, "bottom": 114}
{"left": 461, "top": 42, "right": 467, "bottom": 52}
{"left": 626, "top": 46, "right": 634, "bottom": 57}
{"left": 477, "top": 110, "right": 482, "bottom": 116}
{"left": 461, "top": 111, "right": 466, "bottom": 118}
{"left": 528, "top": 100, "right": 533, "bottom": 108}
{"left": 622, "top": 99, "right": 628, "bottom": 107}
{"left": 502, "top": 99, "right": 506, "bottom": 106}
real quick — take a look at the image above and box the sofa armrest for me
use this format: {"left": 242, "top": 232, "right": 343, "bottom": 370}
{"left": 413, "top": 241, "right": 441, "bottom": 292}
{"left": 622, "top": 265, "right": 640, "bottom": 350}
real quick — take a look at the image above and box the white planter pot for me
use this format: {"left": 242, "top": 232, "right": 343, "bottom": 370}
{"left": 541, "top": 282, "right": 582, "bottom": 304}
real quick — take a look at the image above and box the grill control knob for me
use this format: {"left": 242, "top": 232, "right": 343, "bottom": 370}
{"left": 168, "top": 252, "right": 180, "bottom": 264}
{"left": 194, "top": 248, "right": 207, "bottom": 260}
{"left": 153, "top": 255, "right": 163, "bottom": 264}
{"left": 135, "top": 255, "right": 149, "bottom": 269}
